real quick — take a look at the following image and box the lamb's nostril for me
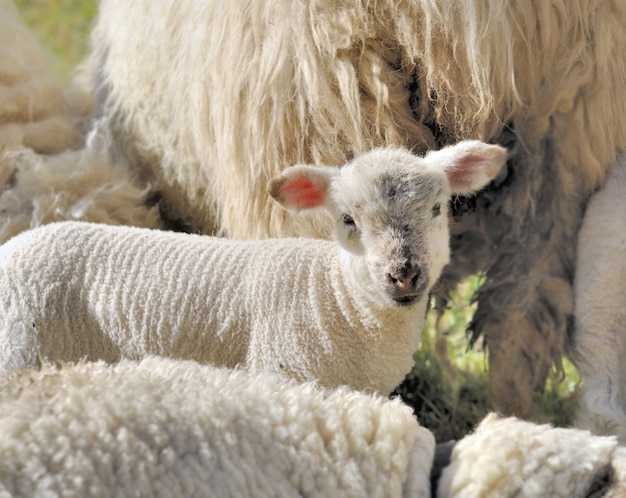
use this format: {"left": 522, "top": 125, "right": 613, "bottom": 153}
{"left": 387, "top": 273, "right": 399, "bottom": 284}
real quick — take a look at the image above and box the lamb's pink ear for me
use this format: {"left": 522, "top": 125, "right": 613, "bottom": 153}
{"left": 429, "top": 141, "right": 507, "bottom": 195}
{"left": 268, "top": 165, "right": 337, "bottom": 213}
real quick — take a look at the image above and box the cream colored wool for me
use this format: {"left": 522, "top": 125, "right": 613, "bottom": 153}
{"left": 0, "top": 143, "right": 504, "bottom": 392}
{"left": 0, "top": 119, "right": 161, "bottom": 244}
{"left": 574, "top": 152, "right": 626, "bottom": 443}
{"left": 0, "top": 0, "right": 82, "bottom": 154}
{"left": 437, "top": 413, "right": 625, "bottom": 498}
{"left": 0, "top": 357, "right": 436, "bottom": 498}
{"left": 88, "top": 0, "right": 626, "bottom": 237}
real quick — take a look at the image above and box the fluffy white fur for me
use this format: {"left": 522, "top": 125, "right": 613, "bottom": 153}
{"left": 0, "top": 144, "right": 504, "bottom": 394}
{"left": 437, "top": 413, "right": 625, "bottom": 498}
{"left": 87, "top": 0, "right": 625, "bottom": 237}
{"left": 0, "top": 3, "right": 160, "bottom": 243}
{"left": 574, "top": 152, "right": 626, "bottom": 442}
{"left": 0, "top": 357, "right": 436, "bottom": 498}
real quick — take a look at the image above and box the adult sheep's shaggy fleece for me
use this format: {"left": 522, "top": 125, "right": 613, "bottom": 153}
{"left": 2, "top": 0, "right": 626, "bottom": 417}
{"left": 0, "top": 0, "right": 81, "bottom": 155}
{"left": 0, "top": 357, "right": 435, "bottom": 498}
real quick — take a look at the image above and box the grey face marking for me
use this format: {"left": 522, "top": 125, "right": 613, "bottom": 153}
{"left": 379, "top": 173, "right": 409, "bottom": 200}
{"left": 377, "top": 172, "right": 444, "bottom": 208}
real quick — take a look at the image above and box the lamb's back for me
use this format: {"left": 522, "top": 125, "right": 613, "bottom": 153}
{"left": 0, "top": 222, "right": 337, "bottom": 371}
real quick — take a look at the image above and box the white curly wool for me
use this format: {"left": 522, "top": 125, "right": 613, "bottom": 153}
{"left": 575, "top": 152, "right": 626, "bottom": 442}
{"left": 437, "top": 413, "right": 622, "bottom": 498}
{"left": 0, "top": 1, "right": 159, "bottom": 245}
{"left": 0, "top": 119, "right": 161, "bottom": 244}
{"left": 0, "top": 357, "right": 435, "bottom": 497}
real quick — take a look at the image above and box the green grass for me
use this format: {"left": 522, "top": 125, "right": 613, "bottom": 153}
{"left": 12, "top": 1, "right": 581, "bottom": 442}
{"left": 13, "top": 0, "right": 97, "bottom": 83}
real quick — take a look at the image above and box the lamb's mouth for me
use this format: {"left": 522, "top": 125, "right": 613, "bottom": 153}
{"left": 392, "top": 295, "right": 419, "bottom": 306}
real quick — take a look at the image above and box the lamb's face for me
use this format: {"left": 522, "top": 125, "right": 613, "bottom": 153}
{"left": 330, "top": 150, "right": 452, "bottom": 307}
{"left": 269, "top": 141, "right": 505, "bottom": 307}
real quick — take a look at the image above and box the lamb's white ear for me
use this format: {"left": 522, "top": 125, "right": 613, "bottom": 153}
{"left": 268, "top": 165, "right": 338, "bottom": 213}
{"left": 427, "top": 141, "right": 507, "bottom": 196}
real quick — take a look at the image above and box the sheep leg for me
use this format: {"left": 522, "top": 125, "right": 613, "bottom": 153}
{"left": 470, "top": 138, "right": 582, "bottom": 417}
{"left": 574, "top": 154, "right": 626, "bottom": 439}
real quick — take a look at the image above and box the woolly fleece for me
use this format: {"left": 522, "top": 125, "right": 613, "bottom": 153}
{"left": 437, "top": 413, "right": 622, "bottom": 498}
{"left": 575, "top": 152, "right": 626, "bottom": 442}
{"left": 0, "top": 221, "right": 426, "bottom": 394}
{"left": 0, "top": 357, "right": 435, "bottom": 497}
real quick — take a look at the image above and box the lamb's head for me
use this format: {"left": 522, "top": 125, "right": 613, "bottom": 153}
{"left": 268, "top": 141, "right": 506, "bottom": 306}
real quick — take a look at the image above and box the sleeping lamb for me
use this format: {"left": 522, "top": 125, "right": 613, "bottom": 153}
{"left": 0, "top": 141, "right": 505, "bottom": 393}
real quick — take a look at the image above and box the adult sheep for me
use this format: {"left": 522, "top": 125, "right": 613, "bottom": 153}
{"left": 2, "top": 357, "right": 624, "bottom": 498}
{"left": 0, "top": 0, "right": 81, "bottom": 156}
{"left": 0, "top": 1, "right": 160, "bottom": 242}
{"left": 437, "top": 413, "right": 626, "bottom": 498}
{"left": 79, "top": 0, "right": 626, "bottom": 418}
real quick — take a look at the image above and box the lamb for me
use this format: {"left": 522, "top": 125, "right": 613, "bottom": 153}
{"left": 0, "top": 141, "right": 505, "bottom": 393}
{"left": 0, "top": 357, "right": 436, "bottom": 498}
{"left": 574, "top": 152, "right": 626, "bottom": 442}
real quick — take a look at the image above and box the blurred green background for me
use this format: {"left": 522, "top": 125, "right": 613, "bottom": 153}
{"left": 11, "top": 0, "right": 580, "bottom": 439}
{"left": 14, "top": 0, "right": 97, "bottom": 82}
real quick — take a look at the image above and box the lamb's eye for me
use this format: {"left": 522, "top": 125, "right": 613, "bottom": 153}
{"left": 432, "top": 203, "right": 442, "bottom": 217}
{"left": 342, "top": 214, "right": 356, "bottom": 226}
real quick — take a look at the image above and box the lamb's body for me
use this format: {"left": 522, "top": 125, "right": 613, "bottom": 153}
{"left": 2, "top": 0, "right": 625, "bottom": 417}
{"left": 574, "top": 153, "right": 626, "bottom": 442}
{"left": 0, "top": 357, "right": 435, "bottom": 498}
{"left": 0, "top": 222, "right": 423, "bottom": 393}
